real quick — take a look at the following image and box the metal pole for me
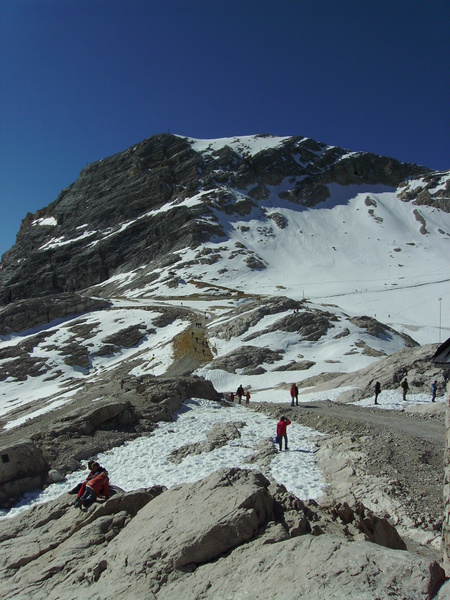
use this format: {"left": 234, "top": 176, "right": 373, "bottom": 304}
{"left": 439, "top": 298, "right": 442, "bottom": 343}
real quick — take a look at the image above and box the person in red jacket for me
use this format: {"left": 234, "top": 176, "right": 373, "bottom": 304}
{"left": 69, "top": 459, "right": 95, "bottom": 497}
{"left": 290, "top": 383, "right": 299, "bottom": 406}
{"left": 276, "top": 416, "right": 291, "bottom": 451}
{"left": 74, "top": 461, "right": 110, "bottom": 509}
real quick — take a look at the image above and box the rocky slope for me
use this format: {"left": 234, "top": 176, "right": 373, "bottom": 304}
{"left": 0, "top": 133, "right": 442, "bottom": 304}
{"left": 0, "top": 133, "right": 449, "bottom": 598}
{"left": 0, "top": 466, "right": 445, "bottom": 600}
{"left": 0, "top": 349, "right": 448, "bottom": 597}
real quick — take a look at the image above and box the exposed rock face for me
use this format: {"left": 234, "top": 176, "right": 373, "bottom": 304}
{"left": 398, "top": 170, "right": 450, "bottom": 212}
{"left": 0, "top": 293, "right": 111, "bottom": 335}
{"left": 0, "top": 136, "right": 205, "bottom": 303}
{"left": 210, "top": 297, "right": 301, "bottom": 341}
{"left": 240, "top": 307, "right": 337, "bottom": 343}
{"left": 348, "top": 315, "right": 418, "bottom": 348}
{"left": 0, "top": 468, "right": 444, "bottom": 599}
{"left": 0, "top": 134, "right": 431, "bottom": 305}
{"left": 273, "top": 359, "right": 316, "bottom": 372}
{"left": 211, "top": 345, "right": 285, "bottom": 374}
{"left": 0, "top": 440, "right": 49, "bottom": 506}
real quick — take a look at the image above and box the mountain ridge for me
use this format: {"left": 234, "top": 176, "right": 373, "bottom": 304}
{"left": 0, "top": 133, "right": 449, "bottom": 597}
{"left": 0, "top": 132, "right": 448, "bottom": 421}
{"left": 0, "top": 132, "right": 442, "bottom": 305}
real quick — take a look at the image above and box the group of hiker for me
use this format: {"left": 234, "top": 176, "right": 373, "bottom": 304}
{"left": 233, "top": 378, "right": 441, "bottom": 409}
{"left": 374, "top": 378, "right": 440, "bottom": 405}
{"left": 73, "top": 373, "right": 443, "bottom": 512}
{"left": 231, "top": 384, "right": 251, "bottom": 404}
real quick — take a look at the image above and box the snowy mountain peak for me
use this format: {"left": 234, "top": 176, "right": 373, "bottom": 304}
{"left": 0, "top": 132, "right": 438, "bottom": 302}
{"left": 186, "top": 133, "right": 294, "bottom": 157}
{"left": 0, "top": 132, "right": 448, "bottom": 433}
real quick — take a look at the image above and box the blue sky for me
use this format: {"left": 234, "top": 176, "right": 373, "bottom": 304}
{"left": 1, "top": 0, "right": 449, "bottom": 258}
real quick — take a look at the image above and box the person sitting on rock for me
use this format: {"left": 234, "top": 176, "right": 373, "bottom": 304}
{"left": 69, "top": 459, "right": 97, "bottom": 496}
{"left": 74, "top": 461, "right": 110, "bottom": 509}
{"left": 276, "top": 416, "right": 291, "bottom": 451}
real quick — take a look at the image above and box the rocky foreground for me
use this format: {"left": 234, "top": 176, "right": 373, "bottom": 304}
{"left": 0, "top": 392, "right": 449, "bottom": 599}
{"left": 0, "top": 467, "right": 445, "bottom": 600}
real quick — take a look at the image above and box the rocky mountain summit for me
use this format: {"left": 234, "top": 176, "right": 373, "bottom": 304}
{"left": 0, "top": 133, "right": 449, "bottom": 598}
{"left": 0, "top": 133, "right": 444, "bottom": 304}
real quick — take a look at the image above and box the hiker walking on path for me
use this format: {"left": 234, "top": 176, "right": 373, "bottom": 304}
{"left": 276, "top": 416, "right": 291, "bottom": 451}
{"left": 245, "top": 391, "right": 251, "bottom": 404}
{"left": 374, "top": 381, "right": 381, "bottom": 405}
{"left": 236, "top": 384, "right": 244, "bottom": 404}
{"left": 431, "top": 381, "right": 437, "bottom": 402}
{"left": 290, "top": 383, "right": 299, "bottom": 406}
{"left": 401, "top": 378, "right": 409, "bottom": 401}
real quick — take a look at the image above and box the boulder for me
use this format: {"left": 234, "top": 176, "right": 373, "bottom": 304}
{"left": 0, "top": 468, "right": 444, "bottom": 599}
{"left": 51, "top": 401, "right": 138, "bottom": 436}
{"left": 0, "top": 293, "right": 111, "bottom": 334}
{"left": 169, "top": 421, "right": 245, "bottom": 463}
{"left": 160, "top": 533, "right": 444, "bottom": 600}
{"left": 0, "top": 440, "right": 49, "bottom": 507}
{"left": 47, "top": 469, "right": 65, "bottom": 484}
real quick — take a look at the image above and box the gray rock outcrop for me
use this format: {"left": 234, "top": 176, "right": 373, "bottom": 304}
{"left": 0, "top": 293, "right": 110, "bottom": 335}
{"left": 0, "top": 440, "right": 49, "bottom": 506}
{"left": 211, "top": 345, "right": 284, "bottom": 374}
{"left": 0, "top": 467, "right": 444, "bottom": 599}
{"left": 169, "top": 421, "right": 246, "bottom": 463}
{"left": 0, "top": 134, "right": 431, "bottom": 305}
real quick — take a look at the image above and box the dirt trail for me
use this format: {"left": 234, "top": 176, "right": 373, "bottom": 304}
{"left": 249, "top": 399, "right": 445, "bottom": 555}
{"left": 286, "top": 400, "right": 444, "bottom": 443}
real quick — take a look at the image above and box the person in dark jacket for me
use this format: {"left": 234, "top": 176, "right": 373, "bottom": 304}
{"left": 431, "top": 381, "right": 437, "bottom": 402}
{"left": 236, "top": 385, "right": 244, "bottom": 404}
{"left": 374, "top": 381, "right": 381, "bottom": 405}
{"left": 276, "top": 416, "right": 291, "bottom": 451}
{"left": 401, "top": 378, "right": 409, "bottom": 401}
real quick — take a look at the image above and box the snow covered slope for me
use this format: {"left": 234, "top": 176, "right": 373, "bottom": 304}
{"left": 0, "top": 134, "right": 448, "bottom": 427}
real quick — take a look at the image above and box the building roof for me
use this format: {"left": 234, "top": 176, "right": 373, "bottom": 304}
{"left": 432, "top": 337, "right": 450, "bottom": 368}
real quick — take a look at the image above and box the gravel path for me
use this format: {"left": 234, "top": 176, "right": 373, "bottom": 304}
{"left": 249, "top": 400, "right": 445, "bottom": 557}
